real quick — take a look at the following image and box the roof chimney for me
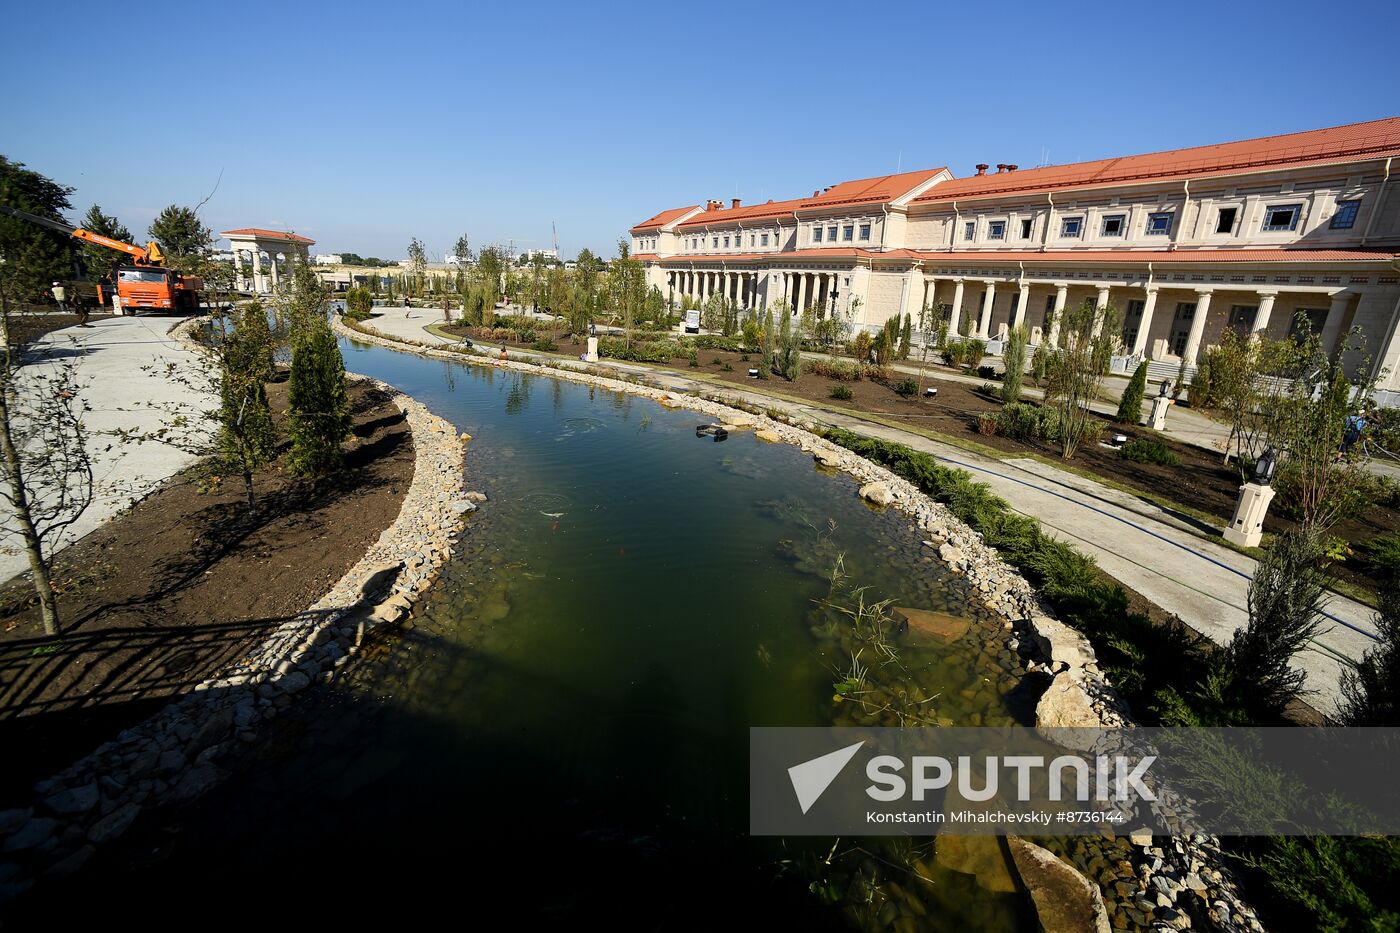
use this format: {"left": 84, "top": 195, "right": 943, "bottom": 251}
{"left": 1007, "top": 164, "right": 1019, "bottom": 172}
{"left": 731, "top": 198, "right": 741, "bottom": 209}
{"left": 813, "top": 189, "right": 821, "bottom": 197}
{"left": 995, "top": 163, "right": 1008, "bottom": 173}
{"left": 975, "top": 163, "right": 989, "bottom": 176}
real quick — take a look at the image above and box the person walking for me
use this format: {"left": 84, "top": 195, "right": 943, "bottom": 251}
{"left": 51, "top": 281, "right": 68, "bottom": 312}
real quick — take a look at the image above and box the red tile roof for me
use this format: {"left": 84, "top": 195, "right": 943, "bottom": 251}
{"left": 644, "top": 247, "right": 1399, "bottom": 266}
{"left": 630, "top": 206, "right": 700, "bottom": 231}
{"left": 676, "top": 197, "right": 806, "bottom": 228}
{"left": 796, "top": 168, "right": 947, "bottom": 209}
{"left": 221, "top": 227, "right": 316, "bottom": 245}
{"left": 913, "top": 116, "right": 1400, "bottom": 203}
{"left": 661, "top": 169, "right": 948, "bottom": 230}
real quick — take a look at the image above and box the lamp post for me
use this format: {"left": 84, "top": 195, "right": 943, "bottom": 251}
{"left": 1224, "top": 446, "right": 1278, "bottom": 548}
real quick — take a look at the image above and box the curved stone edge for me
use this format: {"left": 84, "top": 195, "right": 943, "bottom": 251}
{"left": 336, "top": 316, "right": 1264, "bottom": 933}
{"left": 0, "top": 318, "right": 465, "bottom": 898}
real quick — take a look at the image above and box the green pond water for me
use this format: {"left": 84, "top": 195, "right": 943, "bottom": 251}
{"left": 33, "top": 339, "right": 1042, "bottom": 929}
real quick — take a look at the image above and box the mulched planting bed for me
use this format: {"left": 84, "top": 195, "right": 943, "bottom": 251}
{"left": 0, "top": 376, "right": 414, "bottom": 801}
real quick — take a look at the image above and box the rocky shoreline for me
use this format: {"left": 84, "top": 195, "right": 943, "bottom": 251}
{"left": 0, "top": 319, "right": 468, "bottom": 901}
{"left": 337, "top": 315, "right": 1265, "bottom": 933}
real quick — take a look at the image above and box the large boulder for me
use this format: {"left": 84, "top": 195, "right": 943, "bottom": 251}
{"left": 934, "top": 835, "right": 1018, "bottom": 893}
{"left": 893, "top": 607, "right": 970, "bottom": 641}
{"left": 1007, "top": 836, "right": 1111, "bottom": 933}
{"left": 1027, "top": 615, "right": 1097, "bottom": 671}
{"left": 859, "top": 481, "right": 895, "bottom": 506}
{"left": 1035, "top": 670, "right": 1105, "bottom": 751}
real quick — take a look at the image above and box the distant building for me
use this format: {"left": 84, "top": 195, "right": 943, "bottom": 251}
{"left": 314, "top": 254, "right": 343, "bottom": 265}
{"left": 520, "top": 248, "right": 560, "bottom": 262}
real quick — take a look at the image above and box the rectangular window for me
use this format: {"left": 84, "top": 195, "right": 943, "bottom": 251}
{"left": 859, "top": 223, "right": 871, "bottom": 241}
{"left": 1020, "top": 218, "right": 1034, "bottom": 239}
{"left": 1289, "top": 308, "right": 1328, "bottom": 340}
{"left": 1262, "top": 203, "right": 1302, "bottom": 231}
{"left": 813, "top": 227, "right": 823, "bottom": 243}
{"left": 988, "top": 220, "right": 1006, "bottom": 240}
{"left": 1101, "top": 214, "right": 1126, "bottom": 237}
{"left": 1145, "top": 212, "right": 1173, "bottom": 236}
{"left": 964, "top": 221, "right": 976, "bottom": 241}
{"left": 723, "top": 236, "right": 730, "bottom": 248}
{"left": 712, "top": 237, "right": 718, "bottom": 248}
{"left": 1060, "top": 216, "right": 1083, "bottom": 238}
{"left": 1331, "top": 200, "right": 1360, "bottom": 229}
{"left": 1215, "top": 208, "right": 1237, "bottom": 234}
{"left": 842, "top": 225, "right": 854, "bottom": 241}
{"left": 761, "top": 233, "right": 769, "bottom": 247}
{"left": 827, "top": 225, "right": 837, "bottom": 241}
{"left": 1227, "top": 305, "right": 1258, "bottom": 335}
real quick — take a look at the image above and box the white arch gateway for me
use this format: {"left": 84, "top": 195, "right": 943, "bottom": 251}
{"left": 222, "top": 227, "right": 316, "bottom": 294}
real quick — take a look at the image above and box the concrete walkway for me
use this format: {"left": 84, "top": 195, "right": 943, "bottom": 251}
{"left": 1, "top": 315, "right": 215, "bottom": 583}
{"left": 351, "top": 305, "right": 1378, "bottom": 716}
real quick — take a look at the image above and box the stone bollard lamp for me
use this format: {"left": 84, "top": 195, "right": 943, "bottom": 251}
{"left": 1223, "top": 447, "right": 1278, "bottom": 548}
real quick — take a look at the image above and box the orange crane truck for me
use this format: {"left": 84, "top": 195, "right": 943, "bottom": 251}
{"left": 0, "top": 204, "right": 204, "bottom": 313}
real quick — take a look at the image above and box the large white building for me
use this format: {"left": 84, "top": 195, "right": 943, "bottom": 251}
{"left": 630, "top": 117, "right": 1400, "bottom": 388}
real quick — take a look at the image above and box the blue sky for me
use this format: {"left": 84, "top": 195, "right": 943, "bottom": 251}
{"left": 3, "top": 0, "right": 1396, "bottom": 261}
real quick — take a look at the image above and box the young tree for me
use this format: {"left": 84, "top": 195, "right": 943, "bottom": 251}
{"left": 1049, "top": 299, "right": 1118, "bottom": 460}
{"left": 77, "top": 205, "right": 133, "bottom": 280}
{"left": 218, "top": 302, "right": 277, "bottom": 507}
{"left": 898, "top": 313, "right": 912, "bottom": 360}
{"left": 0, "top": 268, "right": 94, "bottom": 636}
{"left": 1001, "top": 325, "right": 1028, "bottom": 403}
{"left": 759, "top": 306, "right": 775, "bottom": 378}
{"left": 914, "top": 300, "right": 944, "bottom": 394}
{"left": 610, "top": 239, "right": 645, "bottom": 347}
{"left": 1337, "top": 579, "right": 1400, "bottom": 726}
{"left": 775, "top": 307, "right": 801, "bottom": 380}
{"left": 287, "top": 316, "right": 351, "bottom": 477}
{"left": 451, "top": 234, "right": 472, "bottom": 265}
{"left": 1116, "top": 360, "right": 1149, "bottom": 424}
{"left": 148, "top": 205, "right": 212, "bottom": 259}
{"left": 1226, "top": 527, "right": 1329, "bottom": 719}
{"left": 406, "top": 237, "right": 427, "bottom": 298}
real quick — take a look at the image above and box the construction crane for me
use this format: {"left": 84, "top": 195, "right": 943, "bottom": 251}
{"left": 0, "top": 203, "right": 204, "bottom": 314}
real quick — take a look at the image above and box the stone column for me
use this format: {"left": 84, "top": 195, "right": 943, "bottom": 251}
{"left": 794, "top": 273, "right": 806, "bottom": 313}
{"left": 1182, "top": 289, "right": 1214, "bottom": 366}
{"left": 1249, "top": 291, "right": 1277, "bottom": 339}
{"left": 253, "top": 249, "right": 267, "bottom": 294}
{"left": 232, "top": 249, "right": 245, "bottom": 291}
{"left": 977, "top": 281, "right": 996, "bottom": 338}
{"left": 1093, "top": 284, "right": 1111, "bottom": 337}
{"left": 1320, "top": 291, "right": 1352, "bottom": 357}
{"left": 1132, "top": 287, "right": 1160, "bottom": 357}
{"left": 270, "top": 251, "right": 282, "bottom": 291}
{"left": 1013, "top": 281, "right": 1029, "bottom": 330}
{"left": 1047, "top": 283, "right": 1068, "bottom": 347}
{"left": 947, "top": 278, "right": 965, "bottom": 336}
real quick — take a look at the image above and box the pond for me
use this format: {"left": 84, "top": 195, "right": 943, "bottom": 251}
{"left": 32, "top": 338, "right": 1039, "bottom": 929}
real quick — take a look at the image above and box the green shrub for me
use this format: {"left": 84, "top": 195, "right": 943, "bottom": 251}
{"left": 597, "top": 337, "right": 680, "bottom": 363}
{"left": 893, "top": 378, "right": 918, "bottom": 397}
{"left": 986, "top": 402, "right": 1061, "bottom": 442}
{"left": 343, "top": 286, "right": 373, "bottom": 321}
{"left": 829, "top": 385, "right": 853, "bottom": 400}
{"left": 804, "top": 358, "right": 863, "bottom": 381}
{"left": 1120, "top": 437, "right": 1179, "bottom": 466}
{"left": 530, "top": 338, "right": 557, "bottom": 352}
{"left": 1362, "top": 532, "right": 1400, "bottom": 581}
{"left": 1117, "top": 361, "right": 1148, "bottom": 423}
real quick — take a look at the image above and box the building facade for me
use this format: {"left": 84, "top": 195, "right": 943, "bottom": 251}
{"left": 629, "top": 118, "right": 1400, "bottom": 388}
